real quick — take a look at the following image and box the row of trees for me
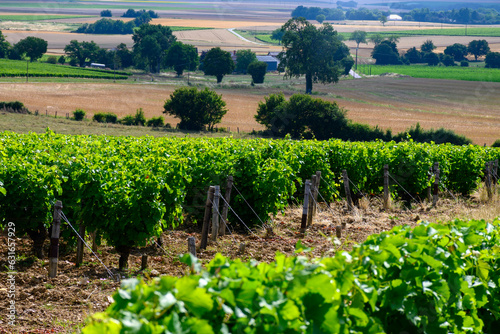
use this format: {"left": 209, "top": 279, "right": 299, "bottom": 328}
{"left": 291, "top": 6, "right": 389, "bottom": 22}
{"left": 76, "top": 9, "right": 158, "bottom": 34}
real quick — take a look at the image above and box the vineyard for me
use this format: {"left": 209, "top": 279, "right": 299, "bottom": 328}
{"left": 1, "top": 131, "right": 499, "bottom": 268}
{"left": 0, "top": 59, "right": 129, "bottom": 79}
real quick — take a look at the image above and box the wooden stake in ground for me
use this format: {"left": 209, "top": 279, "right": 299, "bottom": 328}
{"left": 307, "top": 175, "right": 317, "bottom": 227}
{"left": 493, "top": 159, "right": 499, "bottom": 185}
{"left": 312, "top": 171, "right": 321, "bottom": 217}
{"left": 383, "top": 164, "right": 390, "bottom": 210}
{"left": 76, "top": 224, "right": 85, "bottom": 267}
{"left": 342, "top": 170, "right": 353, "bottom": 211}
{"left": 219, "top": 175, "right": 233, "bottom": 236}
{"left": 300, "top": 180, "right": 311, "bottom": 233}
{"left": 211, "top": 185, "right": 221, "bottom": 242}
{"left": 141, "top": 255, "right": 148, "bottom": 271}
{"left": 48, "top": 200, "right": 63, "bottom": 278}
{"left": 485, "top": 162, "right": 492, "bottom": 200}
{"left": 432, "top": 162, "right": 440, "bottom": 207}
{"left": 187, "top": 237, "right": 196, "bottom": 256}
{"left": 200, "top": 186, "right": 215, "bottom": 250}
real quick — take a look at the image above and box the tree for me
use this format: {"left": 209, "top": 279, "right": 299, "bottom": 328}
{"left": 115, "top": 43, "right": 134, "bottom": 68}
{"left": 247, "top": 61, "right": 267, "bottom": 84}
{"left": 467, "top": 40, "right": 490, "bottom": 61}
{"left": 369, "top": 33, "right": 384, "bottom": 46}
{"left": 424, "top": 52, "right": 440, "bottom": 66}
{"left": 0, "top": 31, "right": 10, "bottom": 58}
{"left": 235, "top": 49, "right": 257, "bottom": 74}
{"left": 371, "top": 40, "right": 401, "bottom": 65}
{"left": 278, "top": 18, "right": 352, "bottom": 94}
{"left": 442, "top": 54, "right": 455, "bottom": 66}
{"left": 202, "top": 47, "right": 235, "bottom": 83}
{"left": 271, "top": 29, "right": 284, "bottom": 45}
{"left": 485, "top": 52, "right": 500, "bottom": 68}
{"left": 316, "top": 14, "right": 326, "bottom": 23}
{"left": 64, "top": 40, "right": 100, "bottom": 67}
{"left": 57, "top": 55, "right": 65, "bottom": 65}
{"left": 254, "top": 93, "right": 348, "bottom": 139}
{"left": 444, "top": 43, "right": 468, "bottom": 61}
{"left": 133, "top": 12, "right": 153, "bottom": 26}
{"left": 15, "top": 36, "right": 47, "bottom": 62}
{"left": 404, "top": 47, "right": 422, "bottom": 63}
{"left": 133, "top": 24, "right": 176, "bottom": 73}
{"left": 100, "top": 9, "right": 112, "bottom": 17}
{"left": 420, "top": 39, "right": 436, "bottom": 53}
{"left": 163, "top": 87, "right": 227, "bottom": 131}
{"left": 165, "top": 41, "right": 198, "bottom": 76}
{"left": 349, "top": 30, "right": 367, "bottom": 70}
{"left": 379, "top": 15, "right": 388, "bottom": 26}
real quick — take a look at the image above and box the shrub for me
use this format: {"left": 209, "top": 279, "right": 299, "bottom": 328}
{"left": 100, "top": 9, "right": 112, "bottom": 17}
{"left": 0, "top": 101, "right": 29, "bottom": 114}
{"left": 492, "top": 139, "right": 500, "bottom": 147}
{"left": 164, "top": 87, "right": 227, "bottom": 131}
{"left": 485, "top": 52, "right": 500, "bottom": 68}
{"left": 120, "top": 115, "right": 135, "bottom": 125}
{"left": 442, "top": 54, "right": 456, "bottom": 66}
{"left": 57, "top": 55, "right": 66, "bottom": 65}
{"left": 134, "top": 108, "right": 146, "bottom": 126}
{"left": 105, "top": 113, "right": 117, "bottom": 124}
{"left": 46, "top": 56, "right": 57, "bottom": 64}
{"left": 247, "top": 61, "right": 267, "bottom": 84}
{"left": 460, "top": 60, "right": 469, "bottom": 67}
{"left": 73, "top": 109, "right": 86, "bottom": 121}
{"left": 146, "top": 116, "right": 164, "bottom": 127}
{"left": 393, "top": 123, "right": 472, "bottom": 145}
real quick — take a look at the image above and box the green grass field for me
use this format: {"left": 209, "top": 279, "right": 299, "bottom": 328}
{"left": 0, "top": 59, "right": 129, "bottom": 80}
{"left": 0, "top": 14, "right": 92, "bottom": 21}
{"left": 0, "top": 2, "right": 212, "bottom": 12}
{"left": 356, "top": 64, "right": 500, "bottom": 82}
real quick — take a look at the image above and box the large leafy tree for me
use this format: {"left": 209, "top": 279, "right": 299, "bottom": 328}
{"left": 165, "top": 41, "right": 199, "bottom": 76}
{"left": 444, "top": 43, "right": 468, "bottom": 61}
{"left": 163, "top": 87, "right": 227, "bottom": 131}
{"left": 15, "top": 36, "right": 47, "bottom": 62}
{"left": 64, "top": 40, "right": 100, "bottom": 67}
{"left": 467, "top": 40, "right": 490, "bottom": 61}
{"left": 202, "top": 47, "right": 235, "bottom": 83}
{"left": 485, "top": 52, "right": 500, "bottom": 68}
{"left": 235, "top": 49, "right": 257, "bottom": 74}
{"left": 278, "top": 17, "right": 351, "bottom": 94}
{"left": 349, "top": 30, "right": 367, "bottom": 70}
{"left": 271, "top": 28, "right": 284, "bottom": 45}
{"left": 420, "top": 39, "right": 436, "bottom": 53}
{"left": 0, "top": 31, "right": 11, "bottom": 58}
{"left": 133, "top": 24, "right": 176, "bottom": 73}
{"left": 372, "top": 40, "right": 402, "bottom": 65}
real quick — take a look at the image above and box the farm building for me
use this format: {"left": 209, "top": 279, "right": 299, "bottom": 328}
{"left": 388, "top": 14, "right": 403, "bottom": 21}
{"left": 256, "top": 55, "right": 279, "bottom": 71}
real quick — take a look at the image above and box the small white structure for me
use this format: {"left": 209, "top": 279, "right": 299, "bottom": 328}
{"left": 388, "top": 14, "right": 403, "bottom": 21}
{"left": 90, "top": 63, "right": 106, "bottom": 69}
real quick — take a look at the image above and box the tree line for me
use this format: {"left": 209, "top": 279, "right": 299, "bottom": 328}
{"left": 292, "top": 5, "right": 500, "bottom": 25}
{"left": 75, "top": 9, "right": 159, "bottom": 34}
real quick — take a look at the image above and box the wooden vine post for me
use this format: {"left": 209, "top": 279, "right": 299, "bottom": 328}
{"left": 219, "top": 176, "right": 233, "bottom": 236}
{"left": 383, "top": 164, "right": 390, "bottom": 210}
{"left": 493, "top": 159, "right": 499, "bottom": 193}
{"left": 211, "top": 185, "right": 221, "bottom": 242}
{"left": 300, "top": 180, "right": 311, "bottom": 233}
{"left": 141, "top": 255, "right": 148, "bottom": 271}
{"left": 200, "top": 186, "right": 215, "bottom": 250}
{"left": 48, "top": 200, "right": 63, "bottom": 278}
{"left": 342, "top": 170, "right": 353, "bottom": 211}
{"left": 306, "top": 175, "right": 317, "bottom": 227}
{"left": 312, "top": 171, "right": 321, "bottom": 217}
{"left": 187, "top": 237, "right": 196, "bottom": 256}
{"left": 485, "top": 162, "right": 492, "bottom": 200}
{"left": 432, "top": 162, "right": 440, "bottom": 207}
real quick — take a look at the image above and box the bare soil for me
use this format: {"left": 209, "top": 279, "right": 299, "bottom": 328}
{"left": 1, "top": 195, "right": 499, "bottom": 333}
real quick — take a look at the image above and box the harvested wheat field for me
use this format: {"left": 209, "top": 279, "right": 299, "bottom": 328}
{"left": 1, "top": 76, "right": 499, "bottom": 144}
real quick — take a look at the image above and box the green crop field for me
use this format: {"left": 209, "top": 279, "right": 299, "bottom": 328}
{"left": 357, "top": 64, "right": 500, "bottom": 82}
{"left": 0, "top": 59, "right": 129, "bottom": 79}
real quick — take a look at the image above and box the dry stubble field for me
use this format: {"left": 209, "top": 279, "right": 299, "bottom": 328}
{"left": 1, "top": 76, "right": 499, "bottom": 144}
